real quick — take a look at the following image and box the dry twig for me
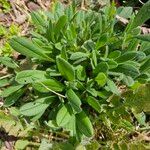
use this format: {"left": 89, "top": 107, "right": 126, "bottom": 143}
{"left": 116, "top": 15, "right": 150, "bottom": 34}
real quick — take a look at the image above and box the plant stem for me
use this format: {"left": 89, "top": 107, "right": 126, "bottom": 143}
{"left": 29, "top": 142, "right": 40, "bottom": 146}
{"left": 39, "top": 82, "right": 66, "bottom": 98}
{"left": 0, "top": 74, "right": 13, "bottom": 80}
{"left": 138, "top": 126, "right": 150, "bottom": 131}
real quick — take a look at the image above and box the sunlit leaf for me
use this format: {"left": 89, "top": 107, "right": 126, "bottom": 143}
{"left": 131, "top": 1, "right": 150, "bottom": 29}
{"left": 76, "top": 111, "right": 94, "bottom": 137}
{"left": 107, "top": 79, "right": 120, "bottom": 96}
{"left": 87, "top": 96, "right": 101, "bottom": 113}
{"left": 1, "top": 85, "right": 23, "bottom": 97}
{"left": 56, "top": 105, "right": 72, "bottom": 127}
{"left": 20, "top": 96, "right": 55, "bottom": 116}
{"left": 16, "top": 70, "right": 46, "bottom": 84}
{"left": 10, "top": 37, "right": 54, "bottom": 61}
{"left": 56, "top": 56, "right": 75, "bottom": 81}
{"left": 66, "top": 89, "right": 82, "bottom": 113}
{"left": 95, "top": 72, "right": 107, "bottom": 87}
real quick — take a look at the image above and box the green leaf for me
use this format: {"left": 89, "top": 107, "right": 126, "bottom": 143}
{"left": 56, "top": 105, "right": 72, "bottom": 127}
{"left": 140, "top": 58, "right": 150, "bottom": 72}
{"left": 65, "top": 4, "right": 74, "bottom": 21}
{"left": 76, "top": 65, "right": 86, "bottom": 81}
{"left": 124, "top": 84, "right": 150, "bottom": 113}
{"left": 70, "top": 52, "right": 89, "bottom": 60}
{"left": 87, "top": 96, "right": 101, "bottom": 113}
{"left": 119, "top": 119, "right": 134, "bottom": 131}
{"left": 117, "top": 7, "right": 133, "bottom": 18}
{"left": 112, "top": 64, "right": 140, "bottom": 77}
{"left": 64, "top": 115, "right": 76, "bottom": 136}
{"left": 96, "top": 33, "right": 108, "bottom": 49}
{"left": 73, "top": 57, "right": 87, "bottom": 65}
{"left": 134, "top": 34, "right": 150, "bottom": 42}
{"left": 1, "top": 85, "right": 23, "bottom": 97}
{"left": 0, "top": 79, "right": 9, "bottom": 88}
{"left": 76, "top": 145, "right": 86, "bottom": 150}
{"left": 66, "top": 89, "right": 82, "bottom": 113}
{"left": 56, "top": 56, "right": 75, "bottom": 81}
{"left": 15, "top": 140, "right": 29, "bottom": 150}
{"left": 107, "top": 79, "right": 120, "bottom": 96}
{"left": 20, "top": 96, "right": 55, "bottom": 116}
{"left": 52, "top": 142, "right": 74, "bottom": 150}
{"left": 0, "top": 57, "right": 18, "bottom": 68}
{"left": 47, "top": 120, "right": 59, "bottom": 129}
{"left": 135, "top": 51, "right": 146, "bottom": 61}
{"left": 93, "top": 62, "right": 109, "bottom": 74}
{"left": 31, "top": 110, "right": 45, "bottom": 121}
{"left": 83, "top": 40, "right": 95, "bottom": 51}
{"left": 39, "top": 139, "right": 52, "bottom": 150}
{"left": 140, "top": 42, "right": 150, "bottom": 55}
{"left": 108, "top": 50, "right": 121, "bottom": 59}
{"left": 95, "top": 72, "right": 107, "bottom": 87}
{"left": 131, "top": 1, "right": 150, "bottom": 29}
{"left": 4, "top": 88, "right": 25, "bottom": 107}
{"left": 86, "top": 88, "right": 98, "bottom": 97}
{"left": 116, "top": 51, "right": 138, "bottom": 63}
{"left": 137, "top": 73, "right": 149, "bottom": 83}
{"left": 91, "top": 50, "right": 97, "bottom": 67}
{"left": 0, "top": 25, "right": 7, "bottom": 35}
{"left": 31, "top": 11, "right": 46, "bottom": 28}
{"left": 46, "top": 19, "right": 55, "bottom": 42}
{"left": 32, "top": 79, "right": 64, "bottom": 92}
{"left": 76, "top": 111, "right": 94, "bottom": 137}
{"left": 53, "top": 2, "right": 65, "bottom": 18}
{"left": 16, "top": 70, "right": 46, "bottom": 84}
{"left": 107, "top": 60, "right": 118, "bottom": 69}
{"left": 122, "top": 75, "right": 134, "bottom": 87}
{"left": 133, "top": 112, "right": 146, "bottom": 126}
{"left": 54, "top": 15, "right": 67, "bottom": 36}
{"left": 128, "top": 38, "right": 140, "bottom": 51}
{"left": 86, "top": 141, "right": 100, "bottom": 150}
{"left": 10, "top": 37, "right": 54, "bottom": 61}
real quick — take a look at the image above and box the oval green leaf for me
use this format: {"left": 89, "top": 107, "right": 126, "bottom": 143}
{"left": 112, "top": 64, "right": 140, "bottom": 78}
{"left": 32, "top": 79, "right": 64, "bottom": 92}
{"left": 108, "top": 50, "right": 121, "bottom": 59}
{"left": 87, "top": 96, "right": 101, "bottom": 113}
{"left": 66, "top": 89, "right": 82, "bottom": 113}
{"left": 107, "top": 79, "right": 120, "bottom": 96}
{"left": 116, "top": 51, "right": 138, "bottom": 63}
{"left": 76, "top": 111, "right": 94, "bottom": 137}
{"left": 140, "top": 58, "right": 150, "bottom": 72}
{"left": 54, "top": 15, "right": 67, "bottom": 36}
{"left": 20, "top": 96, "right": 55, "bottom": 116}
{"left": 0, "top": 57, "right": 18, "bottom": 69}
{"left": 131, "top": 1, "right": 150, "bottom": 29}
{"left": 122, "top": 75, "right": 134, "bottom": 87}
{"left": 4, "top": 88, "right": 25, "bottom": 107}
{"left": 70, "top": 52, "right": 89, "bottom": 61}
{"left": 56, "top": 56, "right": 75, "bottom": 81}
{"left": 10, "top": 37, "right": 54, "bottom": 61}
{"left": 56, "top": 105, "right": 72, "bottom": 127}
{"left": 95, "top": 72, "right": 107, "bottom": 87}
{"left": 93, "top": 62, "right": 109, "bottom": 74}
{"left": 107, "top": 60, "right": 118, "bottom": 69}
{"left": 16, "top": 70, "right": 46, "bottom": 84}
{"left": 1, "top": 85, "right": 23, "bottom": 97}
{"left": 135, "top": 34, "right": 150, "bottom": 42}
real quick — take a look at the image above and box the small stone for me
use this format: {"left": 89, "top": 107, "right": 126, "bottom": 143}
{"left": 0, "top": 13, "right": 6, "bottom": 22}
{"left": 27, "top": 2, "right": 41, "bottom": 11}
{"left": 15, "top": 14, "right": 26, "bottom": 25}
